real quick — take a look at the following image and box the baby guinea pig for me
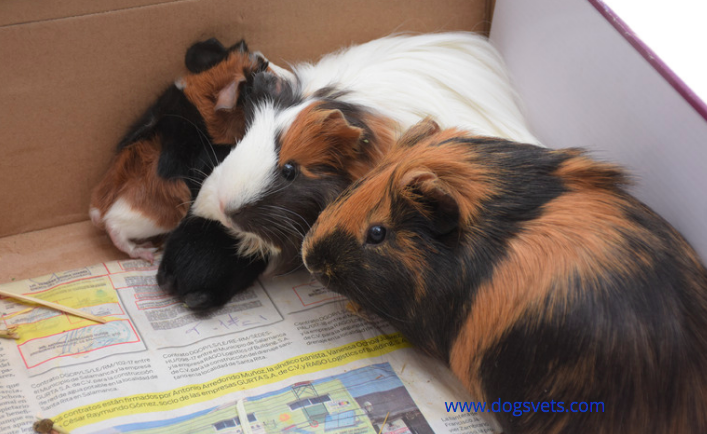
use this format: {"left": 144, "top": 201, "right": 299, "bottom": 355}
{"left": 302, "top": 119, "right": 707, "bottom": 434}
{"left": 89, "top": 39, "right": 276, "bottom": 261}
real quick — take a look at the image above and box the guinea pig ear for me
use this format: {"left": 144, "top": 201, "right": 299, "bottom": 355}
{"left": 214, "top": 78, "right": 246, "bottom": 112}
{"left": 185, "top": 38, "right": 228, "bottom": 73}
{"left": 252, "top": 52, "right": 271, "bottom": 73}
{"left": 227, "top": 39, "right": 249, "bottom": 53}
{"left": 400, "top": 170, "right": 459, "bottom": 236}
{"left": 320, "top": 109, "right": 364, "bottom": 153}
{"left": 398, "top": 118, "right": 441, "bottom": 148}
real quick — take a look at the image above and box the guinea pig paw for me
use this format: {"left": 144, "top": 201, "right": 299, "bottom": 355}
{"left": 183, "top": 292, "right": 214, "bottom": 311}
{"left": 131, "top": 246, "right": 158, "bottom": 264}
{"left": 89, "top": 208, "right": 104, "bottom": 229}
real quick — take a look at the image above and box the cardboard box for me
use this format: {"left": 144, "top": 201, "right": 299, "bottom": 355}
{"left": 491, "top": 0, "right": 707, "bottom": 261}
{"left": 2, "top": 0, "right": 705, "bottom": 283}
{"left": 0, "top": 0, "right": 494, "bottom": 283}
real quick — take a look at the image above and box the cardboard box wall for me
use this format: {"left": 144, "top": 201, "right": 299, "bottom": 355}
{"left": 0, "top": 0, "right": 494, "bottom": 283}
{"left": 490, "top": 0, "right": 707, "bottom": 262}
{"left": 3, "top": 0, "right": 705, "bottom": 285}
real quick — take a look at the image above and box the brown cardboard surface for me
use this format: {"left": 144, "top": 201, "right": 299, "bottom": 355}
{"left": 0, "top": 0, "right": 177, "bottom": 27}
{"left": 0, "top": 0, "right": 488, "bottom": 279}
{"left": 0, "top": 221, "right": 125, "bottom": 284}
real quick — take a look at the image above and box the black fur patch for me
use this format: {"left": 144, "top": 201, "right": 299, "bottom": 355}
{"left": 241, "top": 72, "right": 302, "bottom": 128}
{"left": 157, "top": 216, "right": 268, "bottom": 312}
{"left": 229, "top": 156, "right": 351, "bottom": 274}
{"left": 114, "top": 84, "right": 223, "bottom": 197}
{"left": 154, "top": 87, "right": 215, "bottom": 184}
{"left": 185, "top": 38, "right": 229, "bottom": 73}
{"left": 392, "top": 140, "right": 570, "bottom": 359}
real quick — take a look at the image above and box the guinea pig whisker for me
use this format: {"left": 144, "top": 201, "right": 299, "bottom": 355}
{"left": 189, "top": 168, "right": 211, "bottom": 181}
{"left": 260, "top": 206, "right": 303, "bottom": 235}
{"left": 272, "top": 222, "right": 303, "bottom": 252}
{"left": 263, "top": 184, "right": 291, "bottom": 198}
{"left": 261, "top": 205, "right": 310, "bottom": 236}
{"left": 273, "top": 262, "right": 306, "bottom": 278}
{"left": 271, "top": 205, "right": 312, "bottom": 232}
{"left": 182, "top": 175, "right": 204, "bottom": 186}
{"left": 258, "top": 216, "right": 295, "bottom": 248}
{"left": 162, "top": 113, "right": 219, "bottom": 166}
{"left": 349, "top": 280, "right": 410, "bottom": 323}
{"left": 277, "top": 214, "right": 306, "bottom": 238}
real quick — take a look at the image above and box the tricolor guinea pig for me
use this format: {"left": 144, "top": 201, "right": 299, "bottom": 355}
{"left": 302, "top": 120, "right": 707, "bottom": 434}
{"left": 156, "top": 66, "right": 292, "bottom": 310}
{"left": 193, "top": 32, "right": 539, "bottom": 277}
{"left": 89, "top": 38, "right": 279, "bottom": 261}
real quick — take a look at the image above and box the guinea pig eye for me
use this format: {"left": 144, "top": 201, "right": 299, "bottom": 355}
{"left": 281, "top": 162, "right": 297, "bottom": 181}
{"left": 365, "top": 225, "right": 387, "bottom": 245}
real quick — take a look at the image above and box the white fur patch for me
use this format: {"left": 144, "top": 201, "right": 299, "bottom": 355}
{"left": 293, "top": 32, "right": 541, "bottom": 145}
{"left": 102, "top": 198, "right": 168, "bottom": 261}
{"left": 193, "top": 101, "right": 310, "bottom": 230}
{"left": 232, "top": 229, "right": 282, "bottom": 259}
{"left": 174, "top": 77, "right": 187, "bottom": 90}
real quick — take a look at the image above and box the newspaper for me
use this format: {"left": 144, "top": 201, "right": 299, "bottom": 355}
{"left": 0, "top": 257, "right": 498, "bottom": 434}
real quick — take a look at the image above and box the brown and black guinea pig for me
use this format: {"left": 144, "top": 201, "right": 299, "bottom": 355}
{"left": 89, "top": 38, "right": 279, "bottom": 262}
{"left": 302, "top": 119, "right": 707, "bottom": 434}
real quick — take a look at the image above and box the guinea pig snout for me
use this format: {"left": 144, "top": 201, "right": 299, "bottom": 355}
{"left": 303, "top": 234, "right": 353, "bottom": 288}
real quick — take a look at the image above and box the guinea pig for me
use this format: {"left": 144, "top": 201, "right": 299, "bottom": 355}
{"left": 156, "top": 69, "right": 291, "bottom": 310}
{"left": 301, "top": 119, "right": 707, "bottom": 434}
{"left": 193, "top": 32, "right": 539, "bottom": 276}
{"left": 89, "top": 38, "right": 280, "bottom": 261}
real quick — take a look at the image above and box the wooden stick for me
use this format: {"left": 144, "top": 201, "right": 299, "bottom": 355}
{"left": 0, "top": 289, "right": 107, "bottom": 324}
{"left": 0, "top": 329, "right": 19, "bottom": 339}
{"left": 378, "top": 412, "right": 390, "bottom": 434}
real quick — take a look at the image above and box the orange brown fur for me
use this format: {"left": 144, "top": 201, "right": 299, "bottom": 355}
{"left": 279, "top": 100, "right": 397, "bottom": 180}
{"left": 182, "top": 50, "right": 270, "bottom": 144}
{"left": 91, "top": 137, "right": 191, "bottom": 229}
{"left": 450, "top": 190, "right": 636, "bottom": 398}
{"left": 303, "top": 122, "right": 707, "bottom": 433}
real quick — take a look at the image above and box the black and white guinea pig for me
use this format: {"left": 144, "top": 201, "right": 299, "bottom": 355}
{"left": 156, "top": 47, "right": 294, "bottom": 309}
{"left": 157, "top": 72, "right": 297, "bottom": 310}
{"left": 193, "top": 32, "right": 538, "bottom": 277}
{"left": 206, "top": 96, "right": 398, "bottom": 276}
{"left": 302, "top": 120, "right": 707, "bottom": 434}
{"left": 89, "top": 38, "right": 277, "bottom": 262}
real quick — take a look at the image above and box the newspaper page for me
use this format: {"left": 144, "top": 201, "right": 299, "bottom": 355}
{"left": 0, "top": 257, "right": 497, "bottom": 434}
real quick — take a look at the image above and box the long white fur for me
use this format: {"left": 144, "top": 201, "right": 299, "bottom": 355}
{"left": 194, "top": 32, "right": 539, "bottom": 261}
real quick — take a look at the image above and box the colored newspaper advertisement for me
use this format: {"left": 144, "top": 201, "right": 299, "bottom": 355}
{"left": 0, "top": 258, "right": 496, "bottom": 434}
